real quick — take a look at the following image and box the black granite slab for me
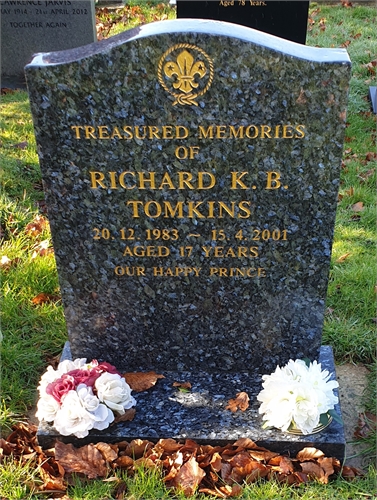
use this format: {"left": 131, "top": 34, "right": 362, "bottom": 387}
{"left": 37, "top": 345, "right": 346, "bottom": 461}
{"left": 176, "top": 1, "right": 309, "bottom": 45}
{"left": 1, "top": 0, "right": 96, "bottom": 88}
{"left": 25, "top": 20, "right": 351, "bottom": 375}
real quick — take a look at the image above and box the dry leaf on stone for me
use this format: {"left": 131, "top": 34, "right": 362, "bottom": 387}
{"left": 225, "top": 392, "right": 249, "bottom": 412}
{"left": 351, "top": 201, "right": 364, "bottom": 212}
{"left": 113, "top": 407, "right": 136, "bottom": 424}
{"left": 55, "top": 441, "right": 107, "bottom": 479}
{"left": 173, "top": 381, "right": 192, "bottom": 390}
{"left": 124, "top": 371, "right": 165, "bottom": 392}
{"left": 354, "top": 412, "right": 377, "bottom": 439}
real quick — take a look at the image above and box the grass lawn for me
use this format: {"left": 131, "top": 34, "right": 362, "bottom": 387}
{"left": 0, "top": 1, "right": 376, "bottom": 498}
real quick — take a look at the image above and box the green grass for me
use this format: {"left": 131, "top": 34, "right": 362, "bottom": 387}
{"left": 1, "top": 2, "right": 376, "bottom": 498}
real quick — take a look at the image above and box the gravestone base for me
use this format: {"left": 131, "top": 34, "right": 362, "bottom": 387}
{"left": 369, "top": 86, "right": 377, "bottom": 114}
{"left": 37, "top": 345, "right": 346, "bottom": 462}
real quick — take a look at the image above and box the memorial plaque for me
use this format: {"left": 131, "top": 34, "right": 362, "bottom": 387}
{"left": 176, "top": 1, "right": 309, "bottom": 45}
{"left": 1, "top": 0, "right": 96, "bottom": 88}
{"left": 27, "top": 20, "right": 350, "bottom": 455}
{"left": 26, "top": 19, "right": 350, "bottom": 374}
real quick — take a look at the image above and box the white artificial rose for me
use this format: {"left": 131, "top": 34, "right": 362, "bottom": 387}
{"left": 53, "top": 390, "right": 96, "bottom": 438}
{"left": 95, "top": 372, "right": 136, "bottom": 415}
{"left": 76, "top": 384, "right": 115, "bottom": 431}
{"left": 76, "top": 384, "right": 100, "bottom": 412}
{"left": 57, "top": 358, "right": 88, "bottom": 375}
{"left": 36, "top": 394, "right": 60, "bottom": 422}
{"left": 92, "top": 404, "right": 115, "bottom": 431}
{"left": 38, "top": 365, "right": 60, "bottom": 394}
{"left": 37, "top": 358, "right": 88, "bottom": 394}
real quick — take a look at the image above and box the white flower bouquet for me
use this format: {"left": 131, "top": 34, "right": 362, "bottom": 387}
{"left": 257, "top": 359, "right": 340, "bottom": 435}
{"left": 36, "top": 358, "right": 136, "bottom": 438}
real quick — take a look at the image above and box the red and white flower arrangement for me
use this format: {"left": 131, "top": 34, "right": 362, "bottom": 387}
{"left": 36, "top": 358, "right": 136, "bottom": 438}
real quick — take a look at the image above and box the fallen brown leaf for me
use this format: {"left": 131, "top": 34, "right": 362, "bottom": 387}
{"left": 225, "top": 392, "right": 250, "bottom": 413}
{"left": 365, "top": 60, "right": 377, "bottom": 75}
{"left": 55, "top": 441, "right": 107, "bottom": 479}
{"left": 173, "top": 381, "right": 192, "bottom": 390}
{"left": 365, "top": 151, "right": 377, "bottom": 162}
{"left": 351, "top": 201, "right": 364, "bottom": 212}
{"left": 113, "top": 407, "right": 136, "bottom": 424}
{"left": 296, "top": 448, "right": 325, "bottom": 461}
{"left": 95, "top": 442, "right": 118, "bottom": 462}
{"left": 336, "top": 252, "right": 351, "bottom": 263}
{"left": 354, "top": 412, "right": 377, "bottom": 439}
{"left": 25, "top": 215, "right": 49, "bottom": 237}
{"left": 358, "top": 168, "right": 375, "bottom": 183}
{"left": 172, "top": 455, "right": 205, "bottom": 496}
{"left": 31, "top": 292, "right": 61, "bottom": 305}
{"left": 0, "top": 255, "right": 21, "bottom": 270}
{"left": 31, "top": 239, "right": 53, "bottom": 259}
{"left": 124, "top": 371, "right": 165, "bottom": 392}
{"left": 12, "top": 140, "right": 28, "bottom": 149}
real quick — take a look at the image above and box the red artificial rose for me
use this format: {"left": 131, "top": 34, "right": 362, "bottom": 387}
{"left": 66, "top": 368, "right": 100, "bottom": 387}
{"left": 46, "top": 374, "right": 75, "bottom": 403}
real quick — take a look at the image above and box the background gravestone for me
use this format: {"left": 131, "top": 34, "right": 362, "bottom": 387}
{"left": 176, "top": 1, "right": 309, "bottom": 44}
{"left": 26, "top": 20, "right": 350, "bottom": 455}
{"left": 0, "top": 0, "right": 96, "bottom": 88}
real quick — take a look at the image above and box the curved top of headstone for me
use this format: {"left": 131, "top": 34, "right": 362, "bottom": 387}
{"left": 26, "top": 18, "right": 350, "bottom": 69}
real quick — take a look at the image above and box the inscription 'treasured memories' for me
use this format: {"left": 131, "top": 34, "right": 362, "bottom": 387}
{"left": 25, "top": 20, "right": 351, "bottom": 372}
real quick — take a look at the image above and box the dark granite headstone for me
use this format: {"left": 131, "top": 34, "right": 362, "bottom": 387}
{"left": 1, "top": 0, "right": 96, "bottom": 88}
{"left": 176, "top": 1, "right": 309, "bottom": 44}
{"left": 26, "top": 20, "right": 350, "bottom": 456}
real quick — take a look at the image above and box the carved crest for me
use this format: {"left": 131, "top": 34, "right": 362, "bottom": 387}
{"left": 158, "top": 44, "right": 214, "bottom": 106}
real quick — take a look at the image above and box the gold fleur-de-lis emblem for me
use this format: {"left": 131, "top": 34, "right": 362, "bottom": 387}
{"left": 158, "top": 44, "right": 214, "bottom": 106}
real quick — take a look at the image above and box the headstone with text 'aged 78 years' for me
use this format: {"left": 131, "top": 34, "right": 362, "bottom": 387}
{"left": 176, "top": 1, "right": 309, "bottom": 45}
{"left": 26, "top": 20, "right": 351, "bottom": 456}
{"left": 1, "top": 0, "right": 96, "bottom": 88}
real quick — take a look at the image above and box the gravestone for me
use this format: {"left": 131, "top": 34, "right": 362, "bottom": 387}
{"left": 176, "top": 1, "right": 309, "bottom": 45}
{"left": 1, "top": 0, "right": 96, "bottom": 88}
{"left": 26, "top": 19, "right": 351, "bottom": 457}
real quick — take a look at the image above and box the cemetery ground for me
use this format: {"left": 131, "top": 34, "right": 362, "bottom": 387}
{"left": 0, "top": 1, "right": 376, "bottom": 499}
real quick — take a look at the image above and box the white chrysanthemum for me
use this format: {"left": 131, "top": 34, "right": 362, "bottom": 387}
{"left": 35, "top": 394, "right": 60, "bottom": 422}
{"left": 258, "top": 359, "right": 339, "bottom": 434}
{"left": 95, "top": 373, "right": 136, "bottom": 415}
